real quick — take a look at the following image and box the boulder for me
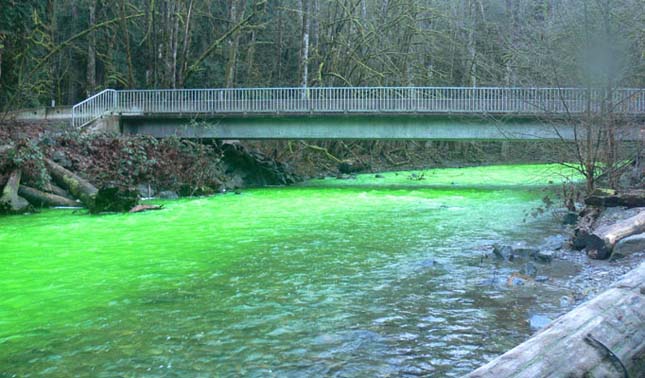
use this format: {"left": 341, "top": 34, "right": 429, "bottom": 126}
{"left": 541, "top": 234, "right": 567, "bottom": 250}
{"left": 513, "top": 247, "right": 539, "bottom": 260}
{"left": 535, "top": 250, "right": 555, "bottom": 263}
{"left": 528, "top": 314, "right": 553, "bottom": 331}
{"left": 492, "top": 244, "right": 539, "bottom": 262}
{"left": 493, "top": 244, "right": 514, "bottom": 261}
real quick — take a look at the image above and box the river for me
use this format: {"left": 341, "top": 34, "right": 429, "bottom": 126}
{"left": 0, "top": 164, "right": 581, "bottom": 377}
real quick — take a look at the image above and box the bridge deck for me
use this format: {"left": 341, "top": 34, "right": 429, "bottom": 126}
{"left": 73, "top": 87, "right": 645, "bottom": 128}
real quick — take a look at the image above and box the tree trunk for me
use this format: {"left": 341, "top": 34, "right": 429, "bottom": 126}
{"left": 0, "top": 170, "right": 31, "bottom": 214}
{"left": 245, "top": 29, "right": 257, "bottom": 86}
{"left": 119, "top": 0, "right": 135, "bottom": 87}
{"left": 19, "top": 185, "right": 79, "bottom": 208}
{"left": 225, "top": 0, "right": 245, "bottom": 88}
{"left": 466, "top": 262, "right": 645, "bottom": 377}
{"left": 300, "top": 0, "right": 310, "bottom": 89}
{"left": 45, "top": 158, "right": 98, "bottom": 211}
{"left": 0, "top": 32, "right": 3, "bottom": 83}
{"left": 584, "top": 211, "right": 645, "bottom": 259}
{"left": 44, "top": 182, "right": 75, "bottom": 200}
{"left": 178, "top": 0, "right": 194, "bottom": 87}
{"left": 87, "top": 0, "right": 97, "bottom": 96}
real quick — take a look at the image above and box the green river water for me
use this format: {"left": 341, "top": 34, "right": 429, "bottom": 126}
{"left": 1, "top": 164, "right": 581, "bottom": 377}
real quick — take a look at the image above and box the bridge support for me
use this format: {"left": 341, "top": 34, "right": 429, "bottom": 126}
{"left": 119, "top": 114, "right": 587, "bottom": 141}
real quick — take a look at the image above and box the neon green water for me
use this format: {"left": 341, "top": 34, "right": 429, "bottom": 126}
{"left": 1, "top": 164, "right": 580, "bottom": 377}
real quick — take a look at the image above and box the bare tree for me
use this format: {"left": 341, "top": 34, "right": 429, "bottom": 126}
{"left": 86, "top": 0, "right": 97, "bottom": 95}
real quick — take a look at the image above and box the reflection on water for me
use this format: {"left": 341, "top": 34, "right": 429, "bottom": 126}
{"left": 0, "top": 165, "right": 579, "bottom": 377}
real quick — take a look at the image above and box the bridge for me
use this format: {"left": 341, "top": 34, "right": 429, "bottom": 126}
{"left": 72, "top": 87, "right": 645, "bottom": 140}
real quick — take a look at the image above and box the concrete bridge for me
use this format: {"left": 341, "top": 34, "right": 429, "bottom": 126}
{"left": 72, "top": 87, "right": 645, "bottom": 140}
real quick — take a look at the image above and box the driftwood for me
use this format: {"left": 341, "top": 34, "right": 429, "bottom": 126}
{"left": 43, "top": 182, "right": 75, "bottom": 200}
{"left": 0, "top": 170, "right": 31, "bottom": 214}
{"left": 584, "top": 211, "right": 645, "bottom": 259}
{"left": 18, "top": 185, "right": 79, "bottom": 208}
{"left": 466, "top": 262, "right": 645, "bottom": 377}
{"left": 585, "top": 189, "right": 645, "bottom": 208}
{"left": 129, "top": 204, "right": 164, "bottom": 213}
{"left": 45, "top": 158, "right": 98, "bottom": 211}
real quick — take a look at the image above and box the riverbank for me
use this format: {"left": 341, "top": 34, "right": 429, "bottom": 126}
{"left": 464, "top": 201, "right": 644, "bottom": 376}
{"left": 0, "top": 121, "right": 301, "bottom": 213}
{"left": 0, "top": 119, "right": 575, "bottom": 214}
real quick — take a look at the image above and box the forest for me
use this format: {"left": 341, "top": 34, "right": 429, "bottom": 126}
{"left": 0, "top": 0, "right": 643, "bottom": 112}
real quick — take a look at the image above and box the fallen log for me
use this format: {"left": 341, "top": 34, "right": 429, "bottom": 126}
{"left": 584, "top": 211, "right": 645, "bottom": 259}
{"left": 585, "top": 189, "right": 645, "bottom": 208}
{"left": 43, "top": 182, "right": 75, "bottom": 200}
{"left": 466, "top": 262, "right": 645, "bottom": 377}
{"left": 18, "top": 185, "right": 79, "bottom": 208}
{"left": 129, "top": 204, "right": 164, "bottom": 213}
{"left": 0, "top": 170, "right": 31, "bottom": 214}
{"left": 44, "top": 158, "right": 98, "bottom": 211}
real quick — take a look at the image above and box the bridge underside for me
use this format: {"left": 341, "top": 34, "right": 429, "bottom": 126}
{"left": 117, "top": 114, "right": 640, "bottom": 141}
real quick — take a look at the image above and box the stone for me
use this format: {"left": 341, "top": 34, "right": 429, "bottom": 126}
{"left": 375, "top": 174, "right": 385, "bottom": 178}
{"left": 528, "top": 314, "right": 553, "bottom": 331}
{"left": 477, "top": 276, "right": 505, "bottom": 287}
{"left": 513, "top": 247, "right": 539, "bottom": 259}
{"left": 158, "top": 191, "right": 179, "bottom": 200}
{"left": 560, "top": 295, "right": 575, "bottom": 307}
{"left": 521, "top": 262, "right": 538, "bottom": 278}
{"left": 535, "top": 275, "right": 549, "bottom": 282}
{"left": 610, "top": 233, "right": 645, "bottom": 260}
{"left": 493, "top": 244, "right": 514, "bottom": 261}
{"left": 536, "top": 250, "right": 555, "bottom": 263}
{"left": 420, "top": 259, "right": 438, "bottom": 268}
{"left": 542, "top": 234, "right": 567, "bottom": 250}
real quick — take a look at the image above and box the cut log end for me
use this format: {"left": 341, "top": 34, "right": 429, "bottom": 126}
{"left": 0, "top": 170, "right": 32, "bottom": 214}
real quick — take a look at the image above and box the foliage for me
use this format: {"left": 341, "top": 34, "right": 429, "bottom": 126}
{"left": 1, "top": 0, "right": 642, "bottom": 112}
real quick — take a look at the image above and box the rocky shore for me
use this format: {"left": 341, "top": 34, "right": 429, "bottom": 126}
{"left": 480, "top": 201, "right": 644, "bottom": 331}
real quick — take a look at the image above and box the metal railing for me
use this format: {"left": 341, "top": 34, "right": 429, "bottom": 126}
{"left": 71, "top": 89, "right": 117, "bottom": 128}
{"left": 72, "top": 87, "right": 645, "bottom": 128}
